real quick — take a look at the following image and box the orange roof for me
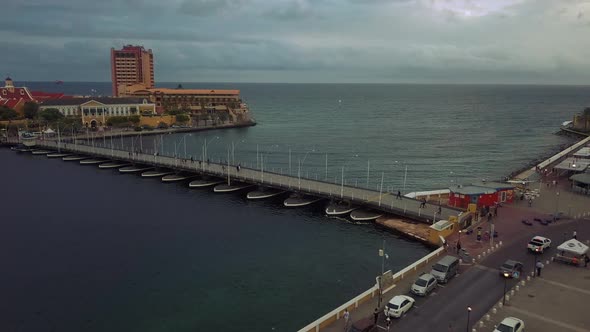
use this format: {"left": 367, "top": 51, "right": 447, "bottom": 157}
{"left": 146, "top": 88, "right": 240, "bottom": 95}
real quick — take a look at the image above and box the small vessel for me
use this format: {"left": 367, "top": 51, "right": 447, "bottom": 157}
{"left": 350, "top": 209, "right": 383, "bottom": 221}
{"left": 119, "top": 165, "right": 154, "bottom": 173}
{"left": 63, "top": 155, "right": 88, "bottom": 161}
{"left": 162, "top": 173, "right": 194, "bottom": 182}
{"left": 31, "top": 150, "right": 51, "bottom": 155}
{"left": 325, "top": 201, "right": 358, "bottom": 216}
{"left": 188, "top": 178, "right": 224, "bottom": 188}
{"left": 47, "top": 153, "right": 71, "bottom": 158}
{"left": 213, "top": 182, "right": 255, "bottom": 193}
{"left": 99, "top": 161, "right": 130, "bottom": 169}
{"left": 283, "top": 194, "right": 323, "bottom": 207}
{"left": 80, "top": 158, "right": 109, "bottom": 165}
{"left": 141, "top": 169, "right": 174, "bottom": 178}
{"left": 246, "top": 188, "right": 286, "bottom": 200}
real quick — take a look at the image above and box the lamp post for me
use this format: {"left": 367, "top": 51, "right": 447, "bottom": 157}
{"left": 231, "top": 139, "right": 246, "bottom": 164}
{"left": 204, "top": 136, "right": 219, "bottom": 162}
{"left": 502, "top": 273, "right": 509, "bottom": 304}
{"left": 378, "top": 240, "right": 388, "bottom": 308}
{"left": 341, "top": 154, "right": 360, "bottom": 199}
{"left": 555, "top": 191, "right": 560, "bottom": 217}
{"left": 466, "top": 306, "right": 472, "bottom": 332}
{"left": 298, "top": 149, "right": 314, "bottom": 190}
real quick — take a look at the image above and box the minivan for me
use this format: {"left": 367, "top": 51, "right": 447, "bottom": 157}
{"left": 430, "top": 255, "right": 459, "bottom": 283}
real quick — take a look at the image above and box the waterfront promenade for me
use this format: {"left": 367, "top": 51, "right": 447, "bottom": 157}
{"left": 5, "top": 139, "right": 464, "bottom": 224}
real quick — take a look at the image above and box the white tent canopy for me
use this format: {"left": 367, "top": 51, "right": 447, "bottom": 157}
{"left": 43, "top": 128, "right": 55, "bottom": 134}
{"left": 557, "top": 239, "right": 589, "bottom": 256}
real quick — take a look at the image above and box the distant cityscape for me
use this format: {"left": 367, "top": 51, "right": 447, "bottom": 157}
{"left": 0, "top": 45, "right": 253, "bottom": 130}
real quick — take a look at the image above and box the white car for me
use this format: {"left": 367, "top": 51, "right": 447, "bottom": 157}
{"left": 494, "top": 317, "right": 525, "bottom": 332}
{"left": 384, "top": 295, "right": 415, "bottom": 318}
{"left": 411, "top": 273, "right": 437, "bottom": 296}
{"left": 527, "top": 236, "right": 551, "bottom": 253}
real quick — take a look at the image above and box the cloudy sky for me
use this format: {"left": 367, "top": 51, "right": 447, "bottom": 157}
{"left": 2, "top": 0, "right": 590, "bottom": 84}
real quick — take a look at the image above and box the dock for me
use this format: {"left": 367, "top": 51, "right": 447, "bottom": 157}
{"left": 3, "top": 138, "right": 466, "bottom": 224}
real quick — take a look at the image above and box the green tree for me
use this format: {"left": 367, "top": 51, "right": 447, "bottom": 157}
{"left": 175, "top": 114, "right": 189, "bottom": 123}
{"left": 38, "top": 108, "right": 64, "bottom": 122}
{"left": 0, "top": 106, "right": 18, "bottom": 120}
{"left": 23, "top": 101, "right": 39, "bottom": 119}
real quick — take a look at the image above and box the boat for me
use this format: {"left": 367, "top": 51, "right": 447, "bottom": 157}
{"left": 141, "top": 169, "right": 174, "bottom": 178}
{"left": 99, "top": 161, "right": 131, "bottom": 169}
{"left": 119, "top": 165, "right": 154, "bottom": 173}
{"left": 246, "top": 188, "right": 286, "bottom": 200}
{"left": 350, "top": 209, "right": 383, "bottom": 221}
{"left": 161, "top": 173, "right": 195, "bottom": 182}
{"left": 325, "top": 201, "right": 358, "bottom": 216}
{"left": 63, "top": 155, "right": 88, "bottom": 161}
{"left": 31, "top": 150, "right": 51, "bottom": 155}
{"left": 213, "top": 182, "right": 255, "bottom": 193}
{"left": 188, "top": 178, "right": 224, "bottom": 188}
{"left": 283, "top": 194, "right": 323, "bottom": 207}
{"left": 80, "top": 158, "right": 109, "bottom": 165}
{"left": 47, "top": 153, "right": 71, "bottom": 158}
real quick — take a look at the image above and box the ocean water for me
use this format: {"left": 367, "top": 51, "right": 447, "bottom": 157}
{"left": 3, "top": 82, "right": 585, "bottom": 331}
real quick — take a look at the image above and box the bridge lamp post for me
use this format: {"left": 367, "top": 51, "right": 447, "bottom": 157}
{"left": 341, "top": 154, "right": 360, "bottom": 199}
{"left": 231, "top": 139, "right": 246, "bottom": 164}
{"left": 298, "top": 149, "right": 315, "bottom": 190}
{"left": 378, "top": 239, "right": 388, "bottom": 308}
{"left": 204, "top": 136, "right": 220, "bottom": 162}
{"left": 466, "top": 306, "right": 472, "bottom": 332}
{"left": 502, "top": 273, "right": 509, "bottom": 305}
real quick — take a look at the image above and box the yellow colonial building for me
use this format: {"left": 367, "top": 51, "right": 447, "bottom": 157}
{"left": 40, "top": 97, "right": 156, "bottom": 127}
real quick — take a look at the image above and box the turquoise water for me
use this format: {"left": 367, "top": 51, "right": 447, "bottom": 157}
{"left": 4, "top": 82, "right": 583, "bottom": 331}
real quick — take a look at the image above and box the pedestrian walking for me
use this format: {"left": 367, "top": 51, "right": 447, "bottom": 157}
{"left": 438, "top": 205, "right": 442, "bottom": 215}
{"left": 477, "top": 229, "right": 482, "bottom": 242}
{"left": 373, "top": 307, "right": 379, "bottom": 325}
{"left": 456, "top": 241, "right": 462, "bottom": 254}
{"left": 528, "top": 198, "right": 532, "bottom": 207}
{"left": 343, "top": 309, "right": 350, "bottom": 331}
{"left": 536, "top": 260, "right": 544, "bottom": 277}
{"left": 397, "top": 190, "right": 402, "bottom": 200}
{"left": 494, "top": 206, "right": 498, "bottom": 217}
{"left": 573, "top": 230, "right": 577, "bottom": 240}
{"left": 584, "top": 254, "right": 589, "bottom": 268}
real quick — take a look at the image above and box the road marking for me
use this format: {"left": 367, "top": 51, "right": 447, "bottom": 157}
{"left": 509, "top": 307, "right": 590, "bottom": 332}
{"left": 537, "top": 278, "right": 590, "bottom": 296}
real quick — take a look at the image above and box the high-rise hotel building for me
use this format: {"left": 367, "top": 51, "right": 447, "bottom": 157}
{"left": 110, "top": 45, "right": 154, "bottom": 96}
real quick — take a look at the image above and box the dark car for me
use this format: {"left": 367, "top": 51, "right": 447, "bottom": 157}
{"left": 499, "top": 259, "right": 523, "bottom": 278}
{"left": 350, "top": 317, "right": 375, "bottom": 332}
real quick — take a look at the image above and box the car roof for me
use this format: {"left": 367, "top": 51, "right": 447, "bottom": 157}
{"left": 531, "top": 236, "right": 548, "bottom": 241}
{"left": 437, "top": 255, "right": 459, "bottom": 265}
{"left": 389, "top": 295, "right": 409, "bottom": 305}
{"left": 500, "top": 317, "right": 523, "bottom": 326}
{"left": 504, "top": 259, "right": 520, "bottom": 265}
{"left": 417, "top": 273, "right": 435, "bottom": 281}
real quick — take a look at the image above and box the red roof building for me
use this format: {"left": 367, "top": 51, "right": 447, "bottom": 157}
{"left": 0, "top": 77, "right": 69, "bottom": 115}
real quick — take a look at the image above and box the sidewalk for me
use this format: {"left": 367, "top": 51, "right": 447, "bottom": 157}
{"left": 479, "top": 260, "right": 590, "bottom": 332}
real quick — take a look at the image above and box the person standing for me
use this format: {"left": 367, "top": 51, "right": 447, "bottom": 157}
{"left": 528, "top": 198, "right": 533, "bottom": 207}
{"left": 456, "top": 241, "right": 462, "bottom": 254}
{"left": 343, "top": 309, "right": 350, "bottom": 331}
{"left": 373, "top": 308, "right": 379, "bottom": 325}
{"left": 573, "top": 230, "right": 577, "bottom": 240}
{"left": 386, "top": 317, "right": 391, "bottom": 331}
{"left": 397, "top": 190, "right": 402, "bottom": 200}
{"left": 536, "top": 260, "right": 544, "bottom": 277}
{"left": 584, "top": 254, "right": 589, "bottom": 268}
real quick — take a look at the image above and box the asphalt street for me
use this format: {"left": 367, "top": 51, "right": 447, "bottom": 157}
{"left": 378, "top": 218, "right": 587, "bottom": 331}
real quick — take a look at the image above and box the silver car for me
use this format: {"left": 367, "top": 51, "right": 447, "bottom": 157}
{"left": 411, "top": 273, "right": 437, "bottom": 296}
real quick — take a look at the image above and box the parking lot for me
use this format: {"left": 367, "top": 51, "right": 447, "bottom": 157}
{"left": 484, "top": 262, "right": 590, "bottom": 332}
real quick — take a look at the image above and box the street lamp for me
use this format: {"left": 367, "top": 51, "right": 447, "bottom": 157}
{"left": 204, "top": 136, "right": 219, "bottom": 161}
{"left": 555, "top": 191, "right": 560, "bottom": 218}
{"left": 378, "top": 240, "right": 388, "bottom": 307}
{"left": 466, "top": 307, "right": 472, "bottom": 332}
{"left": 341, "top": 154, "right": 360, "bottom": 199}
{"left": 502, "top": 273, "right": 509, "bottom": 305}
{"left": 231, "top": 139, "right": 246, "bottom": 164}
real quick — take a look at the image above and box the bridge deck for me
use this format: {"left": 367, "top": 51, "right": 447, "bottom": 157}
{"left": 9, "top": 139, "right": 464, "bottom": 223}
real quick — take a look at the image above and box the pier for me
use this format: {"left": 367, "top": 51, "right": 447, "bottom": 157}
{"left": 3, "top": 138, "right": 465, "bottom": 225}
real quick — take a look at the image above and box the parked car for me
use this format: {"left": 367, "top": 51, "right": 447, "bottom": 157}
{"left": 349, "top": 317, "right": 375, "bottom": 332}
{"left": 384, "top": 295, "right": 415, "bottom": 318}
{"left": 499, "top": 260, "right": 523, "bottom": 278}
{"left": 493, "top": 316, "right": 525, "bottom": 332}
{"left": 411, "top": 273, "right": 437, "bottom": 296}
{"left": 430, "top": 255, "right": 459, "bottom": 283}
{"left": 527, "top": 236, "right": 551, "bottom": 253}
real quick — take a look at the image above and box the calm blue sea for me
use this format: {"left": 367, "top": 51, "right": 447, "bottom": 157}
{"left": 2, "top": 82, "right": 584, "bottom": 331}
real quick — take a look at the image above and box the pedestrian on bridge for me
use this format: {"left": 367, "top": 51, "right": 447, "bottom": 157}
{"left": 397, "top": 191, "right": 402, "bottom": 200}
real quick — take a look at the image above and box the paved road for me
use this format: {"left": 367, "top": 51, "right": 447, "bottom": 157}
{"left": 381, "top": 218, "right": 588, "bottom": 331}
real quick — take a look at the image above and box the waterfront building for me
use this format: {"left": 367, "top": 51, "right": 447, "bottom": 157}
{"left": 448, "top": 181, "right": 514, "bottom": 209}
{"left": 0, "top": 77, "right": 69, "bottom": 114}
{"left": 118, "top": 83, "right": 251, "bottom": 122}
{"left": 111, "top": 45, "right": 154, "bottom": 97}
{"left": 40, "top": 97, "right": 156, "bottom": 128}
{"left": 573, "top": 107, "right": 590, "bottom": 132}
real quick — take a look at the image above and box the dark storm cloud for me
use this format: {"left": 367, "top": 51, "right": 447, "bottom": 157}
{"left": 2, "top": 0, "right": 590, "bottom": 83}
